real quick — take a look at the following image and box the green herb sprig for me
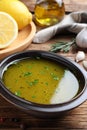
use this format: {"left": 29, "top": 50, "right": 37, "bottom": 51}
{"left": 50, "top": 39, "right": 76, "bottom": 53}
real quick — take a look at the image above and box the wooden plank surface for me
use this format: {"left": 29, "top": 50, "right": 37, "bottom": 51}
{"left": 21, "top": 0, "right": 87, "bottom": 12}
{"left": 0, "top": 34, "right": 87, "bottom": 130}
{"left": 0, "top": 94, "right": 87, "bottom": 129}
{"left": 0, "top": 0, "right": 87, "bottom": 129}
{"left": 64, "top": 0, "right": 87, "bottom": 12}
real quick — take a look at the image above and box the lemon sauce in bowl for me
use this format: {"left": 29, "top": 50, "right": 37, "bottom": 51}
{"left": 2, "top": 57, "right": 80, "bottom": 104}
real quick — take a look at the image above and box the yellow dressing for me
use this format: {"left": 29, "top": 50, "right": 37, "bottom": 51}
{"left": 2, "top": 58, "right": 79, "bottom": 104}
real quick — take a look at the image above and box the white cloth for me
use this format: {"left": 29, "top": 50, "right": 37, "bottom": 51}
{"left": 33, "top": 11, "right": 87, "bottom": 43}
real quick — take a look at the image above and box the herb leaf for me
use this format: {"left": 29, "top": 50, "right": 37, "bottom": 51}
{"left": 15, "top": 90, "right": 21, "bottom": 96}
{"left": 24, "top": 72, "right": 32, "bottom": 76}
{"left": 50, "top": 39, "right": 76, "bottom": 53}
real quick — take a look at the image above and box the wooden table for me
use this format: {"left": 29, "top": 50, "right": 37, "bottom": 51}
{"left": 0, "top": 94, "right": 87, "bottom": 130}
{"left": 0, "top": 0, "right": 87, "bottom": 130}
{"left": 0, "top": 33, "right": 87, "bottom": 130}
{"left": 21, "top": 0, "right": 87, "bottom": 12}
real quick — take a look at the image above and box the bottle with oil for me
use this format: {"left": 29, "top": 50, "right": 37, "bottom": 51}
{"left": 34, "top": 0, "right": 65, "bottom": 27}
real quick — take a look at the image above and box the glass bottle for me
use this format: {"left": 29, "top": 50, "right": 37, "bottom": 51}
{"left": 34, "top": 0, "right": 65, "bottom": 27}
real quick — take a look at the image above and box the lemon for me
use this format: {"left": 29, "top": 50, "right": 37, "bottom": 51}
{"left": 0, "top": 0, "right": 32, "bottom": 30}
{"left": 0, "top": 12, "right": 18, "bottom": 49}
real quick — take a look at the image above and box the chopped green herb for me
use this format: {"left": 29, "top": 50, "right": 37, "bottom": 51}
{"left": 27, "top": 79, "right": 39, "bottom": 87}
{"left": 32, "top": 95, "right": 36, "bottom": 98}
{"left": 44, "top": 66, "right": 49, "bottom": 70}
{"left": 28, "top": 65, "right": 32, "bottom": 69}
{"left": 24, "top": 72, "right": 32, "bottom": 76}
{"left": 29, "top": 82, "right": 33, "bottom": 86}
{"left": 53, "top": 76, "right": 59, "bottom": 80}
{"left": 33, "top": 79, "right": 39, "bottom": 85}
{"left": 50, "top": 72, "right": 54, "bottom": 75}
{"left": 15, "top": 90, "right": 21, "bottom": 96}
{"left": 45, "top": 82, "right": 48, "bottom": 86}
{"left": 50, "top": 73, "right": 59, "bottom": 80}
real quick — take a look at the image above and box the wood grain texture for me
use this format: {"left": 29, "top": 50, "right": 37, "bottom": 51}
{"left": 21, "top": 0, "right": 87, "bottom": 12}
{"left": 0, "top": 22, "right": 36, "bottom": 60}
{"left": 0, "top": 0, "right": 87, "bottom": 129}
{"left": 0, "top": 34, "right": 87, "bottom": 129}
{"left": 64, "top": 0, "right": 87, "bottom": 12}
{"left": 0, "top": 95, "right": 87, "bottom": 129}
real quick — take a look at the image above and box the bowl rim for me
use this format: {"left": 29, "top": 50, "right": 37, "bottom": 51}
{"left": 0, "top": 50, "right": 87, "bottom": 113}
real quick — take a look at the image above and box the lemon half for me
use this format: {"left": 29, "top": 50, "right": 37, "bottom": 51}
{"left": 0, "top": 0, "right": 32, "bottom": 30}
{"left": 0, "top": 12, "right": 18, "bottom": 49}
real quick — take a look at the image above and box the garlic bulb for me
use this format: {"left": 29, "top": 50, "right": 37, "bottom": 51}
{"left": 75, "top": 51, "right": 85, "bottom": 62}
{"left": 82, "top": 60, "right": 87, "bottom": 71}
{"left": 76, "top": 27, "right": 87, "bottom": 48}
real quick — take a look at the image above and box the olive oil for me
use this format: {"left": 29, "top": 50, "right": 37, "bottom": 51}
{"left": 34, "top": 0, "right": 65, "bottom": 27}
{"left": 2, "top": 58, "right": 79, "bottom": 104}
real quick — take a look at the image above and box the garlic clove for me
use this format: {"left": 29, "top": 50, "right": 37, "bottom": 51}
{"left": 82, "top": 60, "right": 87, "bottom": 71}
{"left": 75, "top": 51, "right": 85, "bottom": 62}
{"left": 76, "top": 27, "right": 87, "bottom": 48}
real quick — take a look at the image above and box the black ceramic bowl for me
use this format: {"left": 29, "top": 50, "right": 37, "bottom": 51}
{"left": 0, "top": 50, "right": 87, "bottom": 118}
